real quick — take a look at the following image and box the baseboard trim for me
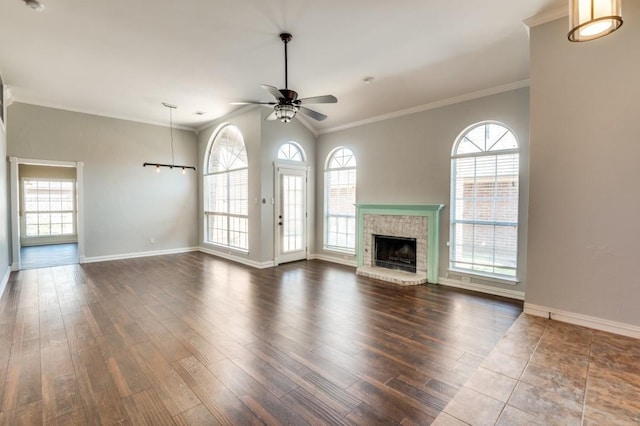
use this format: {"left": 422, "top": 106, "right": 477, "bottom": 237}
{"left": 0, "top": 266, "right": 11, "bottom": 300}
{"left": 438, "top": 277, "right": 525, "bottom": 301}
{"left": 83, "top": 247, "right": 199, "bottom": 264}
{"left": 198, "top": 247, "right": 275, "bottom": 269}
{"left": 524, "top": 303, "right": 640, "bottom": 339}
{"left": 308, "top": 253, "right": 357, "bottom": 268}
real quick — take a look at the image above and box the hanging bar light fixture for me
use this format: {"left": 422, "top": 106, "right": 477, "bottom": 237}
{"left": 568, "top": 0, "right": 623, "bottom": 42}
{"left": 143, "top": 103, "right": 196, "bottom": 173}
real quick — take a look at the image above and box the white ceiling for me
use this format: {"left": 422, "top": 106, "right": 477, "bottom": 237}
{"left": 0, "top": 0, "right": 565, "bottom": 133}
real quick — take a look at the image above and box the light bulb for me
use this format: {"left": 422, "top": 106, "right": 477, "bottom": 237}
{"left": 579, "top": 20, "right": 613, "bottom": 37}
{"left": 182, "top": 168, "right": 186, "bottom": 175}
{"left": 156, "top": 165, "right": 160, "bottom": 173}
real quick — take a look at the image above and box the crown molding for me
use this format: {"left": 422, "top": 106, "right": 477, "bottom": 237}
{"left": 196, "top": 104, "right": 320, "bottom": 137}
{"left": 523, "top": 6, "right": 567, "bottom": 29}
{"left": 12, "top": 96, "right": 196, "bottom": 132}
{"left": 318, "top": 80, "right": 530, "bottom": 135}
{"left": 195, "top": 104, "right": 259, "bottom": 133}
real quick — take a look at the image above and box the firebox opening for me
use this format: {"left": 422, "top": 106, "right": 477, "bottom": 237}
{"left": 374, "top": 235, "right": 417, "bottom": 273}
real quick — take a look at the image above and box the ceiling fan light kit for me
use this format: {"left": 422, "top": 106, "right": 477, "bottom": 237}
{"left": 568, "top": 0, "right": 623, "bottom": 42}
{"left": 232, "top": 33, "right": 337, "bottom": 123}
{"left": 274, "top": 104, "right": 297, "bottom": 123}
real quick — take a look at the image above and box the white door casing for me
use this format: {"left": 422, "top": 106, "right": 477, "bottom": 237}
{"left": 274, "top": 164, "right": 308, "bottom": 265}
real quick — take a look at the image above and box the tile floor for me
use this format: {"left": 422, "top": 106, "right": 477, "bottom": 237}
{"left": 20, "top": 243, "right": 78, "bottom": 270}
{"left": 433, "top": 314, "right": 640, "bottom": 425}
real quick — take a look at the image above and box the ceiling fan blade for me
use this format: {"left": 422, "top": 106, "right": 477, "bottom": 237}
{"left": 299, "top": 106, "right": 327, "bottom": 121}
{"left": 261, "top": 84, "right": 285, "bottom": 100}
{"left": 297, "top": 94, "right": 337, "bottom": 105}
{"left": 265, "top": 110, "right": 278, "bottom": 121}
{"left": 231, "top": 101, "right": 277, "bottom": 105}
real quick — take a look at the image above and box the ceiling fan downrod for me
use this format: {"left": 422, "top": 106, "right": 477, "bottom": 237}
{"left": 280, "top": 33, "right": 292, "bottom": 90}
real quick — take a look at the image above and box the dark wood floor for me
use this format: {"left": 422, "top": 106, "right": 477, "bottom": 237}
{"left": 0, "top": 252, "right": 522, "bottom": 425}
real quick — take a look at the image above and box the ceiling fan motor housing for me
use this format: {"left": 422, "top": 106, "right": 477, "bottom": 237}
{"left": 279, "top": 89, "right": 298, "bottom": 104}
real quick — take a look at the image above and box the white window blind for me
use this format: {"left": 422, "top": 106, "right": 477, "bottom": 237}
{"left": 204, "top": 125, "right": 249, "bottom": 251}
{"left": 450, "top": 122, "right": 519, "bottom": 278}
{"left": 324, "top": 147, "right": 357, "bottom": 252}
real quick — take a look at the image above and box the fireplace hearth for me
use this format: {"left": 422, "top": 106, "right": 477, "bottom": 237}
{"left": 374, "top": 235, "right": 417, "bottom": 273}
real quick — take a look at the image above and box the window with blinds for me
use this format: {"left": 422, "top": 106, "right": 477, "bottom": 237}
{"left": 23, "top": 179, "right": 75, "bottom": 237}
{"left": 204, "top": 124, "right": 249, "bottom": 251}
{"left": 324, "top": 147, "right": 357, "bottom": 253}
{"left": 450, "top": 122, "right": 519, "bottom": 278}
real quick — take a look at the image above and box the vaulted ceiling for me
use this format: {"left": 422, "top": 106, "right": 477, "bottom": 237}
{"left": 0, "top": 0, "right": 564, "bottom": 132}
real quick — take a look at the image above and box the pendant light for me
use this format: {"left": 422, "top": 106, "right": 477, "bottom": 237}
{"left": 143, "top": 103, "right": 196, "bottom": 173}
{"left": 568, "top": 0, "right": 623, "bottom": 42}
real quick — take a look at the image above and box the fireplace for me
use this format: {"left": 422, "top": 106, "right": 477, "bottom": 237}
{"left": 374, "top": 235, "right": 417, "bottom": 273}
{"left": 355, "top": 204, "right": 444, "bottom": 285}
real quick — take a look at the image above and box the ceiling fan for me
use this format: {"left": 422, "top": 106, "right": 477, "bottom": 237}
{"left": 232, "top": 33, "right": 337, "bottom": 123}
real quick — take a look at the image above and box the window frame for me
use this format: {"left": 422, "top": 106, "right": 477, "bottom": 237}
{"left": 323, "top": 147, "right": 357, "bottom": 254}
{"left": 449, "top": 121, "right": 520, "bottom": 281}
{"left": 21, "top": 177, "right": 77, "bottom": 238}
{"left": 203, "top": 124, "right": 249, "bottom": 252}
{"left": 277, "top": 141, "right": 306, "bottom": 163}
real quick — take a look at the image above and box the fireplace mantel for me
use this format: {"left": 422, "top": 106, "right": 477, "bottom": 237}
{"left": 355, "top": 204, "right": 444, "bottom": 284}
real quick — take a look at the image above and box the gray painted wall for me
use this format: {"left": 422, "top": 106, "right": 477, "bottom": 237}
{"left": 316, "top": 88, "right": 530, "bottom": 293}
{"left": 197, "top": 106, "right": 316, "bottom": 265}
{"left": 7, "top": 103, "right": 198, "bottom": 259}
{"left": 526, "top": 4, "right": 640, "bottom": 326}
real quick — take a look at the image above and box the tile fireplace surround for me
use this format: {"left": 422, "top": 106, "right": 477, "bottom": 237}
{"left": 355, "top": 204, "right": 444, "bottom": 285}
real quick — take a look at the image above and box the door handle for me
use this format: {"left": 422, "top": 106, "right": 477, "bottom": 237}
{"left": 278, "top": 222, "right": 283, "bottom": 226}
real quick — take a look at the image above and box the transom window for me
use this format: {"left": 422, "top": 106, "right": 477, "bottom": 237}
{"left": 450, "top": 122, "right": 519, "bottom": 278}
{"left": 277, "top": 142, "right": 305, "bottom": 162}
{"left": 204, "top": 124, "right": 249, "bottom": 251}
{"left": 324, "top": 147, "right": 357, "bottom": 253}
{"left": 23, "top": 179, "right": 75, "bottom": 237}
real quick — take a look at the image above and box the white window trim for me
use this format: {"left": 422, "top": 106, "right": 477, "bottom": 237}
{"left": 277, "top": 141, "right": 307, "bottom": 163}
{"left": 448, "top": 268, "right": 520, "bottom": 285}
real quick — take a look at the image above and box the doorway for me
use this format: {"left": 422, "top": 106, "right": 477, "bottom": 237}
{"left": 274, "top": 165, "right": 308, "bottom": 265}
{"left": 9, "top": 157, "right": 85, "bottom": 270}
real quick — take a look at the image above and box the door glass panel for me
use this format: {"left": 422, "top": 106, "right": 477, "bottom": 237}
{"left": 282, "top": 175, "right": 304, "bottom": 253}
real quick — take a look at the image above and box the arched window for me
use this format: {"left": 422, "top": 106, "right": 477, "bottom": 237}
{"left": 450, "top": 122, "right": 519, "bottom": 278}
{"left": 277, "top": 142, "right": 305, "bottom": 162}
{"left": 324, "top": 147, "right": 356, "bottom": 252}
{"left": 204, "top": 124, "right": 249, "bottom": 251}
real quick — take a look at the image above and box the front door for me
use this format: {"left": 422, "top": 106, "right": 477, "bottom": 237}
{"left": 275, "top": 166, "right": 307, "bottom": 264}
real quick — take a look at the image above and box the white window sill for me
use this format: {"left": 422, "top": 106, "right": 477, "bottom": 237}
{"left": 323, "top": 246, "right": 356, "bottom": 256}
{"left": 202, "top": 241, "right": 249, "bottom": 255}
{"left": 448, "top": 268, "right": 519, "bottom": 285}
